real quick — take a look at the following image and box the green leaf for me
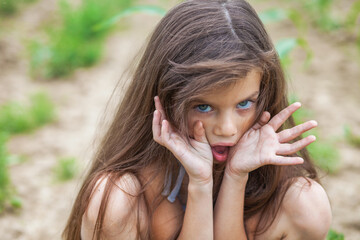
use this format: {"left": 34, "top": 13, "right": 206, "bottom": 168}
{"left": 287, "top": 8, "right": 308, "bottom": 34}
{"left": 259, "top": 8, "right": 287, "bottom": 24}
{"left": 345, "top": 1, "right": 360, "bottom": 29}
{"left": 308, "top": 137, "right": 340, "bottom": 174}
{"left": 296, "top": 37, "right": 313, "bottom": 68}
{"left": 275, "top": 38, "right": 298, "bottom": 60}
{"left": 93, "top": 5, "right": 167, "bottom": 32}
{"left": 54, "top": 157, "right": 78, "bottom": 181}
{"left": 10, "top": 196, "right": 22, "bottom": 209}
{"left": 344, "top": 124, "right": 360, "bottom": 147}
{"left": 326, "top": 229, "right": 345, "bottom": 240}
{"left": 275, "top": 38, "right": 313, "bottom": 69}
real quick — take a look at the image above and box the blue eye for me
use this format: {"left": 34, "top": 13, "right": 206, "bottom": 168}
{"left": 196, "top": 104, "right": 212, "bottom": 113}
{"left": 237, "top": 100, "right": 253, "bottom": 109}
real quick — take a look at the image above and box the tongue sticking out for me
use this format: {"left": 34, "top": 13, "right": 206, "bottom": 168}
{"left": 211, "top": 146, "right": 229, "bottom": 162}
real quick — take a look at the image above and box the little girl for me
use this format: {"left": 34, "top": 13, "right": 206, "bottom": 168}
{"left": 63, "top": 0, "right": 332, "bottom": 239}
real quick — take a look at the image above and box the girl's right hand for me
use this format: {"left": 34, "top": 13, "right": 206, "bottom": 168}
{"left": 152, "top": 96, "right": 213, "bottom": 185}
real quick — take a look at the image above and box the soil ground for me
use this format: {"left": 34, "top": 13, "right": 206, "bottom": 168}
{"left": 0, "top": 0, "right": 359, "bottom": 239}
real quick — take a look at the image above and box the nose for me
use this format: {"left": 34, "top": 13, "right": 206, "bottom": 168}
{"left": 213, "top": 112, "right": 237, "bottom": 137}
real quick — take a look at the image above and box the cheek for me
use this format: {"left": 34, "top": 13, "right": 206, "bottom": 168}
{"left": 237, "top": 111, "right": 257, "bottom": 135}
{"left": 187, "top": 113, "right": 211, "bottom": 137}
{"left": 187, "top": 114, "right": 197, "bottom": 137}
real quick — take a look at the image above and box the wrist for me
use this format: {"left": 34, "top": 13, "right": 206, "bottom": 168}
{"left": 224, "top": 167, "right": 249, "bottom": 183}
{"left": 188, "top": 178, "right": 213, "bottom": 193}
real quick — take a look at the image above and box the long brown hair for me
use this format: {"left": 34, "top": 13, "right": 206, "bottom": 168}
{"left": 63, "top": 0, "right": 318, "bottom": 239}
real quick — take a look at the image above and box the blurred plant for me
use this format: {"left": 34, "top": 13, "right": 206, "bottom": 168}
{"left": 281, "top": 0, "right": 360, "bottom": 59}
{"left": 344, "top": 0, "right": 360, "bottom": 55}
{"left": 281, "top": 0, "right": 339, "bottom": 31}
{"left": 289, "top": 95, "right": 340, "bottom": 173}
{"left": 259, "top": 8, "right": 308, "bottom": 35}
{"left": 0, "top": 0, "right": 38, "bottom": 16}
{"left": 0, "top": 92, "right": 55, "bottom": 134}
{"left": 0, "top": 134, "right": 22, "bottom": 213}
{"left": 54, "top": 157, "right": 78, "bottom": 181}
{"left": 29, "top": 0, "right": 134, "bottom": 78}
{"left": 326, "top": 229, "right": 345, "bottom": 240}
{"left": 303, "top": 0, "right": 339, "bottom": 31}
{"left": 258, "top": 9, "right": 313, "bottom": 70}
{"left": 344, "top": 125, "right": 360, "bottom": 148}
{"left": 0, "top": 91, "right": 54, "bottom": 212}
{"left": 286, "top": 8, "right": 308, "bottom": 35}
{"left": 28, "top": 0, "right": 166, "bottom": 79}
{"left": 288, "top": 95, "right": 313, "bottom": 125}
{"left": 93, "top": 5, "right": 166, "bottom": 32}
{"left": 0, "top": 0, "right": 17, "bottom": 15}
{"left": 345, "top": 1, "right": 360, "bottom": 30}
{"left": 29, "top": 92, "right": 55, "bottom": 125}
{"left": 275, "top": 38, "right": 313, "bottom": 69}
{"left": 307, "top": 135, "right": 340, "bottom": 174}
{"left": 259, "top": 8, "right": 287, "bottom": 24}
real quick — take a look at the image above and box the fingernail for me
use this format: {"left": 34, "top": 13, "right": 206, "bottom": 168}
{"left": 310, "top": 120, "right": 318, "bottom": 126}
{"left": 293, "top": 102, "right": 301, "bottom": 107}
{"left": 309, "top": 135, "right": 316, "bottom": 141}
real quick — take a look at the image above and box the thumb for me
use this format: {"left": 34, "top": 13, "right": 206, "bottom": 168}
{"left": 193, "top": 121, "right": 208, "bottom": 144}
{"left": 252, "top": 111, "right": 271, "bottom": 130}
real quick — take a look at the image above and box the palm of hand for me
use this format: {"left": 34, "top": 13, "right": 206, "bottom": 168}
{"left": 152, "top": 96, "right": 213, "bottom": 184}
{"left": 227, "top": 103, "right": 317, "bottom": 177}
{"left": 229, "top": 124, "right": 281, "bottom": 174}
{"left": 165, "top": 130, "right": 213, "bottom": 181}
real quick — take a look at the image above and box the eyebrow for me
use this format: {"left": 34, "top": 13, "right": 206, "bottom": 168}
{"left": 194, "top": 91, "right": 260, "bottom": 105}
{"left": 244, "top": 91, "right": 260, "bottom": 100}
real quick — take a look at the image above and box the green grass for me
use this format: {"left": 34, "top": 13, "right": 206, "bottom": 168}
{"left": 0, "top": 133, "right": 11, "bottom": 212}
{"left": 0, "top": 92, "right": 55, "bottom": 134}
{"left": 344, "top": 125, "right": 360, "bottom": 148}
{"left": 0, "top": 0, "right": 37, "bottom": 16}
{"left": 327, "top": 229, "right": 345, "bottom": 240}
{"left": 0, "top": 0, "right": 17, "bottom": 15}
{"left": 29, "top": 0, "right": 134, "bottom": 78}
{"left": 281, "top": 0, "right": 339, "bottom": 32}
{"left": 289, "top": 96, "right": 340, "bottom": 173}
{"left": 0, "top": 134, "right": 22, "bottom": 213}
{"left": 307, "top": 135, "right": 340, "bottom": 174}
{"left": 303, "top": 0, "right": 339, "bottom": 31}
{"left": 274, "top": 0, "right": 360, "bottom": 66}
{"left": 275, "top": 37, "right": 313, "bottom": 69}
{"left": 54, "top": 157, "right": 78, "bottom": 181}
{"left": 345, "top": 1, "right": 360, "bottom": 31}
{"left": 258, "top": 8, "right": 313, "bottom": 70}
{"left": 0, "top": 92, "right": 54, "bottom": 212}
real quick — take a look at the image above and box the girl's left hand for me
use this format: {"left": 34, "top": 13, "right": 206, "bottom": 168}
{"left": 226, "top": 102, "right": 317, "bottom": 178}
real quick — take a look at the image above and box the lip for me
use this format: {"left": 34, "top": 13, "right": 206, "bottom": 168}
{"left": 210, "top": 143, "right": 235, "bottom": 162}
{"left": 210, "top": 142, "right": 235, "bottom": 147}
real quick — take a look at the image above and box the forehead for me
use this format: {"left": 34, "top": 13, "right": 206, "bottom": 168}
{"left": 196, "top": 69, "right": 261, "bottom": 103}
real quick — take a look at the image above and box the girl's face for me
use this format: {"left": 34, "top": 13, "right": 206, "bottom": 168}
{"left": 187, "top": 70, "right": 261, "bottom": 163}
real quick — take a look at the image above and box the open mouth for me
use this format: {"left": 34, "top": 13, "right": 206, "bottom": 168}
{"left": 211, "top": 146, "right": 230, "bottom": 162}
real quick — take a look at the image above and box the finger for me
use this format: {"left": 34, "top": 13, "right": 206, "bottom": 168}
{"left": 161, "top": 119, "right": 171, "bottom": 144}
{"left": 278, "top": 120, "right": 318, "bottom": 143}
{"left": 154, "top": 96, "right": 166, "bottom": 121}
{"left": 277, "top": 135, "right": 316, "bottom": 155}
{"left": 193, "top": 121, "right": 208, "bottom": 144}
{"left": 252, "top": 111, "right": 271, "bottom": 130}
{"left": 152, "top": 110, "right": 162, "bottom": 143}
{"left": 268, "top": 102, "right": 301, "bottom": 131}
{"left": 270, "top": 155, "right": 304, "bottom": 166}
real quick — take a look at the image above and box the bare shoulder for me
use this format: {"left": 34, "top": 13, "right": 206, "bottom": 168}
{"left": 81, "top": 173, "right": 147, "bottom": 240}
{"left": 282, "top": 177, "right": 332, "bottom": 240}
